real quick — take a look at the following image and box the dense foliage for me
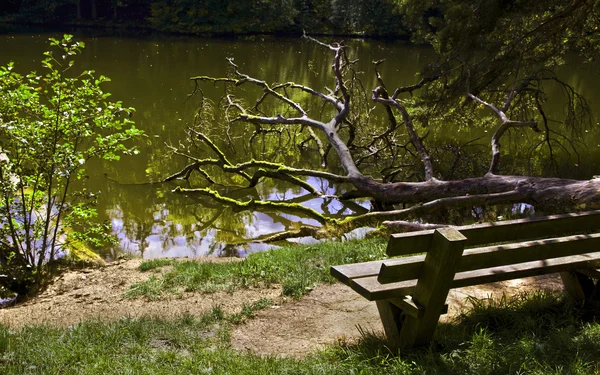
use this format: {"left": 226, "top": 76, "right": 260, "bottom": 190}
{"left": 0, "top": 35, "right": 141, "bottom": 297}
{"left": 0, "top": 0, "right": 409, "bottom": 37}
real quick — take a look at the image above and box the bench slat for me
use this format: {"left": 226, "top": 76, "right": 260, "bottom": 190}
{"left": 330, "top": 260, "right": 386, "bottom": 285}
{"left": 331, "top": 255, "right": 426, "bottom": 285}
{"left": 351, "top": 276, "right": 416, "bottom": 301}
{"left": 387, "top": 210, "right": 600, "bottom": 257}
{"left": 379, "top": 233, "right": 600, "bottom": 284}
{"left": 452, "top": 251, "right": 600, "bottom": 288}
{"left": 352, "top": 251, "right": 600, "bottom": 301}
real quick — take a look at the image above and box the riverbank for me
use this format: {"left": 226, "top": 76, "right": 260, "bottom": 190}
{"left": 1, "top": 239, "right": 599, "bottom": 373}
{"left": 0, "top": 254, "right": 567, "bottom": 356}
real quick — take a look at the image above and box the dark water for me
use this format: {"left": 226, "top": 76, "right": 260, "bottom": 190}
{"left": 1, "top": 29, "right": 599, "bottom": 259}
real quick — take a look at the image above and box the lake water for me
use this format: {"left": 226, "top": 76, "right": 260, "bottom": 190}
{"left": 1, "top": 28, "right": 599, "bottom": 259}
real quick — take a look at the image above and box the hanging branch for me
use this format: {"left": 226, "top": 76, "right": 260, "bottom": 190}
{"left": 372, "top": 86, "right": 434, "bottom": 181}
{"left": 468, "top": 90, "right": 540, "bottom": 174}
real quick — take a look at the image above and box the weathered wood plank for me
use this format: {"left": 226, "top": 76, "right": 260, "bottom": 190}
{"left": 330, "top": 256, "right": 426, "bottom": 285}
{"left": 353, "top": 252, "right": 600, "bottom": 301}
{"left": 379, "top": 233, "right": 600, "bottom": 284}
{"left": 458, "top": 233, "right": 600, "bottom": 272}
{"left": 387, "top": 210, "right": 600, "bottom": 257}
{"left": 350, "top": 276, "right": 417, "bottom": 301}
{"left": 385, "top": 230, "right": 435, "bottom": 257}
{"left": 330, "top": 261, "right": 386, "bottom": 285}
{"left": 452, "top": 251, "right": 600, "bottom": 288}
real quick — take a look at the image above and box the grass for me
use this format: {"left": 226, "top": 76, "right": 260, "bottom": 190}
{"left": 1, "top": 291, "right": 599, "bottom": 374}
{"left": 4, "top": 239, "right": 600, "bottom": 373}
{"left": 125, "top": 237, "right": 388, "bottom": 299}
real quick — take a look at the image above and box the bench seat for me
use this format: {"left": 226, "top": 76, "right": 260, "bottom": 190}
{"left": 348, "top": 252, "right": 600, "bottom": 301}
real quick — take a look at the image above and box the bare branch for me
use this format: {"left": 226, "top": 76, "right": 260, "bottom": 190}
{"left": 305, "top": 127, "right": 327, "bottom": 167}
{"left": 382, "top": 220, "right": 446, "bottom": 232}
{"left": 247, "top": 169, "right": 322, "bottom": 196}
{"left": 373, "top": 86, "right": 434, "bottom": 180}
{"left": 468, "top": 93, "right": 508, "bottom": 122}
{"left": 233, "top": 160, "right": 350, "bottom": 183}
{"left": 468, "top": 93, "right": 540, "bottom": 174}
{"left": 503, "top": 74, "right": 536, "bottom": 113}
{"left": 236, "top": 112, "right": 327, "bottom": 131}
{"left": 162, "top": 161, "right": 203, "bottom": 182}
{"left": 228, "top": 63, "right": 307, "bottom": 116}
{"left": 280, "top": 82, "right": 342, "bottom": 111}
{"left": 392, "top": 74, "right": 440, "bottom": 97}
{"left": 302, "top": 30, "right": 337, "bottom": 51}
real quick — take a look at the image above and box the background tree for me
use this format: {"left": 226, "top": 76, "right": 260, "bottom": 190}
{"left": 0, "top": 0, "right": 408, "bottom": 37}
{"left": 0, "top": 35, "right": 142, "bottom": 296}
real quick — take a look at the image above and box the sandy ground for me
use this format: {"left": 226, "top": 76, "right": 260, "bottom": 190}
{"left": 0, "top": 259, "right": 564, "bottom": 358}
{"left": 230, "top": 274, "right": 563, "bottom": 357}
{"left": 0, "top": 259, "right": 282, "bottom": 328}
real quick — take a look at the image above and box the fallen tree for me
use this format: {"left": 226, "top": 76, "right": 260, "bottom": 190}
{"left": 164, "top": 2, "right": 600, "bottom": 241}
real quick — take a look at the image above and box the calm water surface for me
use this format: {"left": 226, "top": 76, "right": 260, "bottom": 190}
{"left": 1, "top": 29, "right": 599, "bottom": 258}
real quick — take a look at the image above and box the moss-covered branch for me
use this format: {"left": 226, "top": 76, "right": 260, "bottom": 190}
{"left": 173, "top": 187, "right": 338, "bottom": 225}
{"left": 238, "top": 225, "right": 329, "bottom": 244}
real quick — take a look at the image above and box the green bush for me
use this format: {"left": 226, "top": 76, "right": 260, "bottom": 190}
{"left": 0, "top": 35, "right": 142, "bottom": 294}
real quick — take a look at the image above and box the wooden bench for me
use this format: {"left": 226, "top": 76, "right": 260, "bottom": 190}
{"left": 331, "top": 211, "right": 600, "bottom": 349}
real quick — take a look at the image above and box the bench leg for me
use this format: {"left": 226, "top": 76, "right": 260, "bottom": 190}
{"left": 560, "top": 271, "right": 596, "bottom": 303}
{"left": 379, "top": 228, "right": 467, "bottom": 350}
{"left": 397, "top": 300, "right": 448, "bottom": 348}
{"left": 592, "top": 279, "right": 600, "bottom": 304}
{"left": 376, "top": 300, "right": 405, "bottom": 349}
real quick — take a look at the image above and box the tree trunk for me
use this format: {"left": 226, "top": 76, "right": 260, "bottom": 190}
{"left": 347, "top": 174, "right": 600, "bottom": 209}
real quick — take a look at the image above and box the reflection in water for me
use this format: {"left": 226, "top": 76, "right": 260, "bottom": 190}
{"left": 100, "top": 177, "right": 368, "bottom": 259}
{"left": 1, "top": 30, "right": 599, "bottom": 258}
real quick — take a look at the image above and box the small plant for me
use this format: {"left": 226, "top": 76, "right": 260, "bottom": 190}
{"left": 0, "top": 35, "right": 142, "bottom": 291}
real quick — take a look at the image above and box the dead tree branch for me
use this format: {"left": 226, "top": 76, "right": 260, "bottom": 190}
{"left": 162, "top": 35, "right": 600, "bottom": 241}
{"left": 372, "top": 86, "right": 434, "bottom": 180}
{"left": 468, "top": 93, "right": 541, "bottom": 174}
{"left": 174, "top": 186, "right": 335, "bottom": 225}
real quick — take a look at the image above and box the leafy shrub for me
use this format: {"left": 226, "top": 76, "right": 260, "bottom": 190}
{"left": 0, "top": 35, "right": 142, "bottom": 293}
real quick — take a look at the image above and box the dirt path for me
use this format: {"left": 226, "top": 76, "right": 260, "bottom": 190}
{"left": 231, "top": 275, "right": 564, "bottom": 357}
{"left": 0, "top": 259, "right": 564, "bottom": 358}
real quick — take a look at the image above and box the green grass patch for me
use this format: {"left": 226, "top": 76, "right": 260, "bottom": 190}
{"left": 126, "top": 238, "right": 387, "bottom": 299}
{"left": 1, "top": 292, "right": 599, "bottom": 374}
{"left": 228, "top": 297, "right": 274, "bottom": 324}
{"left": 137, "top": 258, "right": 178, "bottom": 272}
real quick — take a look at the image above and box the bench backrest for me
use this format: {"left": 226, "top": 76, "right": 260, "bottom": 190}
{"left": 378, "top": 210, "right": 600, "bottom": 285}
{"left": 386, "top": 210, "right": 600, "bottom": 256}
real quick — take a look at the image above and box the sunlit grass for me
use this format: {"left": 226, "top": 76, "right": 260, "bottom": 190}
{"left": 2, "top": 292, "right": 599, "bottom": 374}
{"left": 126, "top": 238, "right": 388, "bottom": 299}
